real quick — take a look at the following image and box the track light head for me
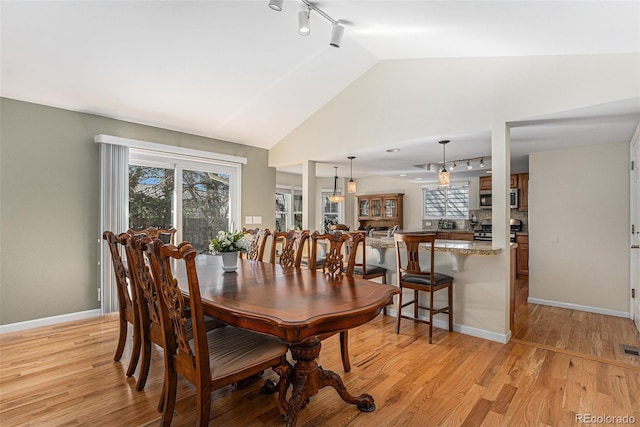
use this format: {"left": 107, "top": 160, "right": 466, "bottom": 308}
{"left": 268, "top": 0, "right": 283, "bottom": 11}
{"left": 466, "top": 160, "right": 473, "bottom": 170}
{"left": 480, "top": 158, "right": 485, "bottom": 168}
{"left": 450, "top": 161, "right": 457, "bottom": 171}
{"left": 330, "top": 23, "right": 344, "bottom": 47}
{"left": 298, "top": 9, "right": 311, "bottom": 35}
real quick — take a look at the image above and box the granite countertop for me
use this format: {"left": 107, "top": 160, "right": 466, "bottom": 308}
{"left": 366, "top": 236, "right": 511, "bottom": 255}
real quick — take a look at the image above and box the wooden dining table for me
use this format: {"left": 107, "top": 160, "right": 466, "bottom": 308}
{"left": 175, "top": 254, "right": 399, "bottom": 427}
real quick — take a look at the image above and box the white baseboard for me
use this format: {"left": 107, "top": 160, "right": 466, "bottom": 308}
{"left": 0, "top": 309, "right": 103, "bottom": 334}
{"left": 385, "top": 308, "right": 511, "bottom": 344}
{"left": 527, "top": 297, "right": 631, "bottom": 319}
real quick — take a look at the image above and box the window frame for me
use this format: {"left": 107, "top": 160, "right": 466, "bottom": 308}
{"left": 422, "top": 182, "right": 470, "bottom": 220}
{"left": 321, "top": 189, "right": 342, "bottom": 232}
{"left": 275, "top": 185, "right": 303, "bottom": 231}
{"left": 129, "top": 148, "right": 242, "bottom": 243}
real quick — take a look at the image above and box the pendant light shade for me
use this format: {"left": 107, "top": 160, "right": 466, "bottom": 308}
{"left": 438, "top": 140, "right": 450, "bottom": 187}
{"left": 347, "top": 156, "right": 357, "bottom": 193}
{"left": 328, "top": 166, "right": 345, "bottom": 203}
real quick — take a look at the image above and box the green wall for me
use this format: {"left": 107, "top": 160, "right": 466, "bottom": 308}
{"left": 0, "top": 97, "right": 275, "bottom": 325}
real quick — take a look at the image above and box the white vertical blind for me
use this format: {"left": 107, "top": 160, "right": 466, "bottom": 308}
{"left": 98, "top": 143, "right": 129, "bottom": 314}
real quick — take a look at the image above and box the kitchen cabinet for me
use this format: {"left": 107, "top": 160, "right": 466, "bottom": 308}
{"left": 516, "top": 234, "right": 529, "bottom": 278}
{"left": 479, "top": 175, "right": 519, "bottom": 191}
{"left": 518, "top": 173, "right": 529, "bottom": 212}
{"left": 510, "top": 175, "right": 519, "bottom": 189}
{"left": 435, "top": 232, "right": 474, "bottom": 241}
{"left": 357, "top": 193, "right": 403, "bottom": 230}
{"left": 479, "top": 176, "right": 492, "bottom": 191}
{"left": 480, "top": 174, "right": 528, "bottom": 211}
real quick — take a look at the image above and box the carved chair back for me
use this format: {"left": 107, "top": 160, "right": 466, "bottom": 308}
{"left": 270, "top": 230, "right": 309, "bottom": 267}
{"left": 102, "top": 230, "right": 140, "bottom": 377}
{"left": 128, "top": 226, "right": 177, "bottom": 245}
{"left": 243, "top": 228, "right": 270, "bottom": 261}
{"left": 328, "top": 224, "right": 350, "bottom": 232}
{"left": 310, "top": 231, "right": 362, "bottom": 277}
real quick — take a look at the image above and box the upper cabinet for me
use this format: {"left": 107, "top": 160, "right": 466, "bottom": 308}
{"left": 518, "top": 173, "right": 529, "bottom": 212}
{"left": 479, "top": 176, "right": 492, "bottom": 191}
{"left": 357, "top": 193, "right": 404, "bottom": 230}
{"left": 478, "top": 174, "right": 528, "bottom": 211}
{"left": 479, "top": 175, "right": 519, "bottom": 190}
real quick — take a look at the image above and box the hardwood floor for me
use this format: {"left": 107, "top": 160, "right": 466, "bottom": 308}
{"left": 1, "top": 282, "right": 639, "bottom": 426}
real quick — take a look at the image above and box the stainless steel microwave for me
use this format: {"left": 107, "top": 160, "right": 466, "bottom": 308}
{"left": 479, "top": 189, "right": 519, "bottom": 209}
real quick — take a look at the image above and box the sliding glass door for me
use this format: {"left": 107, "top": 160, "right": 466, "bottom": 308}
{"left": 129, "top": 151, "right": 240, "bottom": 252}
{"left": 181, "top": 169, "right": 230, "bottom": 251}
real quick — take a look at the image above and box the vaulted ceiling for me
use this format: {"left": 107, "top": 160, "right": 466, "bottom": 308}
{"left": 2, "top": 1, "right": 639, "bottom": 178}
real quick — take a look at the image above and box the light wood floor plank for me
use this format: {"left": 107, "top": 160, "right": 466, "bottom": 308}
{"left": 1, "top": 282, "right": 639, "bottom": 426}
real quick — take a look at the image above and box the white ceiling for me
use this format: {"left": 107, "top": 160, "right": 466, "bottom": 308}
{"left": 2, "top": 1, "right": 639, "bottom": 179}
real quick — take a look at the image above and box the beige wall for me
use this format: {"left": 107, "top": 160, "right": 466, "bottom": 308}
{"left": 269, "top": 54, "right": 639, "bottom": 168}
{"left": 529, "top": 142, "right": 630, "bottom": 313}
{"left": 0, "top": 98, "right": 275, "bottom": 325}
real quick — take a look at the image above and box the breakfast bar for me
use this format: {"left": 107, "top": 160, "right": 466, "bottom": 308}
{"left": 363, "top": 233, "right": 516, "bottom": 343}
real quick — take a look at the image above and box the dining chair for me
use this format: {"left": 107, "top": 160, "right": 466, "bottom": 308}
{"left": 145, "top": 239, "right": 289, "bottom": 427}
{"left": 349, "top": 231, "right": 387, "bottom": 283}
{"left": 269, "top": 229, "right": 309, "bottom": 267}
{"left": 394, "top": 233, "right": 454, "bottom": 344}
{"left": 242, "top": 228, "right": 270, "bottom": 261}
{"left": 309, "top": 231, "right": 364, "bottom": 372}
{"left": 103, "top": 230, "right": 141, "bottom": 378}
{"left": 348, "top": 231, "right": 389, "bottom": 313}
{"left": 124, "top": 236, "right": 224, "bottom": 408}
{"left": 328, "top": 224, "right": 350, "bottom": 232}
{"left": 128, "top": 226, "right": 177, "bottom": 245}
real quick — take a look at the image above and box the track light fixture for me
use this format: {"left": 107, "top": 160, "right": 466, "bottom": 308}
{"left": 268, "top": 0, "right": 346, "bottom": 48}
{"left": 268, "top": 0, "right": 283, "bottom": 11}
{"left": 298, "top": 8, "right": 311, "bottom": 35}
{"left": 466, "top": 160, "right": 473, "bottom": 170}
{"left": 347, "top": 156, "right": 357, "bottom": 193}
{"left": 330, "top": 23, "right": 344, "bottom": 48}
{"left": 480, "top": 158, "right": 485, "bottom": 168}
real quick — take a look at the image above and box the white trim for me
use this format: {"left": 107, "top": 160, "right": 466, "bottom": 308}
{"left": 0, "top": 309, "right": 102, "bottom": 334}
{"left": 94, "top": 134, "right": 247, "bottom": 165}
{"left": 528, "top": 297, "right": 631, "bottom": 319}
{"left": 384, "top": 308, "right": 511, "bottom": 344}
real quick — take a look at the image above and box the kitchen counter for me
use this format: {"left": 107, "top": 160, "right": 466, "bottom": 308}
{"left": 367, "top": 236, "right": 508, "bottom": 256}
{"left": 359, "top": 236, "right": 516, "bottom": 343}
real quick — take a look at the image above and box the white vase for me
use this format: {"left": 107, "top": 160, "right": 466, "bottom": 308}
{"left": 221, "top": 251, "right": 238, "bottom": 273}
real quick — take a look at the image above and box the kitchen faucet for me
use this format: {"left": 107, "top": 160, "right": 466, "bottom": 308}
{"left": 387, "top": 225, "right": 399, "bottom": 238}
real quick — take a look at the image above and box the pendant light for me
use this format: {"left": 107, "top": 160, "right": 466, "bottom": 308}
{"left": 327, "top": 166, "right": 345, "bottom": 203}
{"left": 347, "top": 156, "right": 357, "bottom": 194}
{"left": 438, "top": 140, "right": 451, "bottom": 187}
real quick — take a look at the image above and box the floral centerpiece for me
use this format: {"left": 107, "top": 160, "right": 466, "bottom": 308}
{"left": 209, "top": 230, "right": 251, "bottom": 254}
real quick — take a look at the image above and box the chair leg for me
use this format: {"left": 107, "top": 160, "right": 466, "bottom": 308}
{"left": 414, "top": 290, "right": 419, "bottom": 319}
{"left": 125, "top": 325, "right": 141, "bottom": 377}
{"left": 428, "top": 290, "right": 434, "bottom": 344}
{"left": 136, "top": 331, "right": 152, "bottom": 390}
{"left": 196, "top": 385, "right": 211, "bottom": 427}
{"left": 448, "top": 284, "right": 453, "bottom": 332}
{"left": 114, "top": 315, "right": 127, "bottom": 362}
{"left": 382, "top": 274, "right": 388, "bottom": 315}
{"left": 339, "top": 330, "right": 350, "bottom": 372}
{"left": 395, "top": 288, "right": 403, "bottom": 334}
{"left": 161, "top": 370, "right": 177, "bottom": 427}
{"left": 157, "top": 382, "right": 165, "bottom": 413}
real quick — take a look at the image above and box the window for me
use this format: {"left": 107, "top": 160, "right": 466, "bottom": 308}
{"left": 129, "top": 150, "right": 240, "bottom": 252}
{"left": 423, "top": 183, "right": 469, "bottom": 219}
{"left": 275, "top": 186, "right": 303, "bottom": 231}
{"left": 321, "top": 190, "right": 341, "bottom": 232}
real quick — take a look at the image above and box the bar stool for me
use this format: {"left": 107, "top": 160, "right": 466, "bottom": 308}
{"left": 394, "top": 233, "right": 454, "bottom": 344}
